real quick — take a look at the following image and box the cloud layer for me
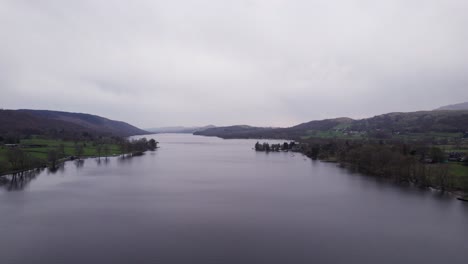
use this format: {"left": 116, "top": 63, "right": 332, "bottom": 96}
{"left": 1, "top": 0, "right": 467, "bottom": 127}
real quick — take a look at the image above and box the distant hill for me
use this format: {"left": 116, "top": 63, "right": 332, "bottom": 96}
{"left": 194, "top": 125, "right": 273, "bottom": 138}
{"left": 0, "top": 109, "right": 148, "bottom": 138}
{"left": 195, "top": 118, "right": 354, "bottom": 139}
{"left": 147, "top": 125, "right": 215, "bottom": 134}
{"left": 195, "top": 111, "right": 468, "bottom": 140}
{"left": 435, "top": 102, "right": 468, "bottom": 111}
{"left": 350, "top": 110, "right": 468, "bottom": 133}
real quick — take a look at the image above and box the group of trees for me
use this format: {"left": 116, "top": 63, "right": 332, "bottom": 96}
{"left": 2, "top": 137, "right": 159, "bottom": 173}
{"left": 5, "top": 148, "right": 42, "bottom": 171}
{"left": 296, "top": 138, "right": 466, "bottom": 191}
{"left": 119, "top": 138, "right": 158, "bottom": 157}
{"left": 255, "top": 141, "right": 296, "bottom": 152}
{"left": 0, "top": 135, "right": 20, "bottom": 144}
{"left": 255, "top": 137, "right": 467, "bottom": 192}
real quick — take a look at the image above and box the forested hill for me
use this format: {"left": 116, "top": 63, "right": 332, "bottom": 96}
{"left": 349, "top": 110, "right": 468, "bottom": 133}
{"left": 0, "top": 109, "right": 148, "bottom": 138}
{"left": 194, "top": 118, "right": 353, "bottom": 139}
{"left": 194, "top": 111, "right": 468, "bottom": 140}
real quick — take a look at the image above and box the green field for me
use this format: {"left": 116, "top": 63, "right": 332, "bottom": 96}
{"left": 448, "top": 163, "right": 468, "bottom": 190}
{"left": 0, "top": 138, "right": 123, "bottom": 174}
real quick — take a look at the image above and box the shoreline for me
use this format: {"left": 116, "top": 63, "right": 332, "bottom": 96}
{"left": 0, "top": 155, "right": 113, "bottom": 177}
{"left": 254, "top": 148, "right": 468, "bottom": 201}
{"left": 0, "top": 150, "right": 152, "bottom": 177}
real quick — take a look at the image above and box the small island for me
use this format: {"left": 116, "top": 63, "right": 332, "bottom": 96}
{"left": 254, "top": 141, "right": 299, "bottom": 152}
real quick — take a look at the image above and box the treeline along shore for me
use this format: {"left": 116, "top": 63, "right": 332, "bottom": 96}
{"left": 255, "top": 138, "right": 468, "bottom": 198}
{"left": 0, "top": 136, "right": 158, "bottom": 176}
{"left": 0, "top": 109, "right": 157, "bottom": 176}
{"left": 197, "top": 108, "right": 468, "bottom": 199}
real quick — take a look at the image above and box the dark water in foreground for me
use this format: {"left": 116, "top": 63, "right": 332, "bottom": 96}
{"left": 0, "top": 134, "right": 467, "bottom": 264}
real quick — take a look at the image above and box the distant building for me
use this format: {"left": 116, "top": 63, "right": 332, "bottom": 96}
{"left": 448, "top": 152, "right": 467, "bottom": 162}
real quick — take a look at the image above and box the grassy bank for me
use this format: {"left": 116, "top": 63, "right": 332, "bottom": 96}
{"left": 448, "top": 163, "right": 468, "bottom": 189}
{"left": 0, "top": 138, "right": 123, "bottom": 175}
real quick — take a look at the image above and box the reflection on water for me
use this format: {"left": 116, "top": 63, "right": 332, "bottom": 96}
{"left": 47, "top": 164, "right": 65, "bottom": 175}
{"left": 116, "top": 152, "right": 146, "bottom": 165}
{"left": 0, "top": 169, "right": 42, "bottom": 191}
{"left": 95, "top": 157, "right": 110, "bottom": 167}
{"left": 74, "top": 159, "right": 85, "bottom": 169}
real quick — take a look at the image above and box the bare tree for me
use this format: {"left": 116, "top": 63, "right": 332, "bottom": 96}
{"left": 74, "top": 144, "right": 84, "bottom": 159}
{"left": 47, "top": 149, "right": 59, "bottom": 169}
{"left": 103, "top": 145, "right": 110, "bottom": 160}
{"left": 96, "top": 144, "right": 103, "bottom": 159}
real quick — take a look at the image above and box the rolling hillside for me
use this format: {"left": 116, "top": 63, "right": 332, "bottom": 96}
{"left": 195, "top": 111, "right": 468, "bottom": 140}
{"left": 147, "top": 125, "right": 215, "bottom": 134}
{"left": 194, "top": 118, "right": 354, "bottom": 139}
{"left": 350, "top": 110, "right": 468, "bottom": 133}
{"left": 0, "top": 109, "right": 148, "bottom": 138}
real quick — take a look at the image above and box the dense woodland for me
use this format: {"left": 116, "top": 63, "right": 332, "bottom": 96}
{"left": 196, "top": 110, "right": 468, "bottom": 140}
{"left": 256, "top": 138, "right": 468, "bottom": 193}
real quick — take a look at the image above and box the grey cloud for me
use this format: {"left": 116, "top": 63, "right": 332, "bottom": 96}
{"left": 1, "top": 0, "right": 467, "bottom": 127}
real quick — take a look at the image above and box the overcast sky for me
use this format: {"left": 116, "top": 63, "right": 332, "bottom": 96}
{"left": 1, "top": 0, "right": 467, "bottom": 128}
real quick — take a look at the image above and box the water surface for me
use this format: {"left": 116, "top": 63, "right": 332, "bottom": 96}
{"left": 1, "top": 134, "right": 467, "bottom": 263}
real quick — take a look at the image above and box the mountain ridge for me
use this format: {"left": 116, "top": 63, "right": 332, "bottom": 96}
{"left": 195, "top": 110, "right": 468, "bottom": 140}
{"left": 0, "top": 109, "right": 148, "bottom": 138}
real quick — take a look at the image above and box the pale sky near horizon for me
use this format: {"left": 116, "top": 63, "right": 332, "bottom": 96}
{"left": 1, "top": 0, "right": 467, "bottom": 128}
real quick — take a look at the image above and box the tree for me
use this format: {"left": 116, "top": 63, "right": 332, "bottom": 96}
{"left": 103, "top": 145, "right": 110, "bottom": 160}
{"left": 96, "top": 144, "right": 103, "bottom": 159}
{"left": 6, "top": 148, "right": 27, "bottom": 170}
{"left": 47, "top": 149, "right": 59, "bottom": 169}
{"left": 289, "top": 142, "right": 296, "bottom": 149}
{"left": 255, "top": 142, "right": 263, "bottom": 151}
{"left": 433, "top": 164, "right": 450, "bottom": 191}
{"left": 6, "top": 148, "right": 21, "bottom": 169}
{"left": 430, "top": 147, "right": 445, "bottom": 163}
{"left": 306, "top": 144, "right": 320, "bottom": 159}
{"left": 58, "top": 144, "right": 65, "bottom": 157}
{"left": 74, "top": 144, "right": 84, "bottom": 159}
{"left": 148, "top": 139, "right": 158, "bottom": 150}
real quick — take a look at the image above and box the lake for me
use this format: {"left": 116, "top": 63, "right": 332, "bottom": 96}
{"left": 1, "top": 134, "right": 467, "bottom": 263}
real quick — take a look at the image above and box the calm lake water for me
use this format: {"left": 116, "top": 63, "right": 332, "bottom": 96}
{"left": 1, "top": 134, "right": 467, "bottom": 263}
